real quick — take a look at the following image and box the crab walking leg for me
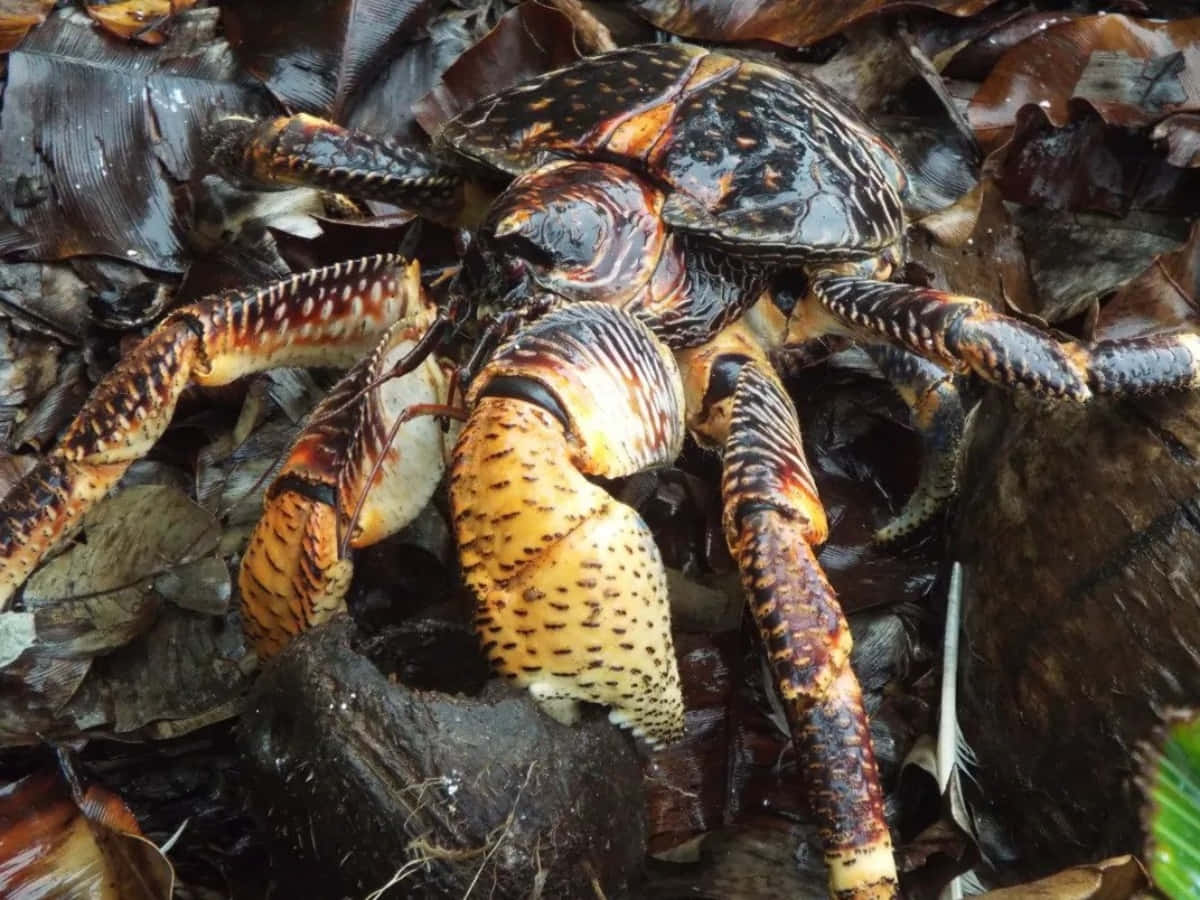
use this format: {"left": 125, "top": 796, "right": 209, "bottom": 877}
{"left": 207, "top": 114, "right": 483, "bottom": 225}
{"left": 864, "top": 345, "right": 965, "bottom": 544}
{"left": 239, "top": 312, "right": 456, "bottom": 659}
{"left": 678, "top": 325, "right": 896, "bottom": 899}
{"left": 812, "top": 277, "right": 1200, "bottom": 401}
{"left": 0, "top": 255, "right": 425, "bottom": 610}
{"left": 450, "top": 303, "right": 687, "bottom": 744}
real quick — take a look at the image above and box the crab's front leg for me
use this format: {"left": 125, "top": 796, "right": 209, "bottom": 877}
{"left": 678, "top": 323, "right": 898, "bottom": 900}
{"left": 811, "top": 276, "right": 1200, "bottom": 400}
{"left": 239, "top": 308, "right": 457, "bottom": 659}
{"left": 207, "top": 114, "right": 488, "bottom": 226}
{"left": 449, "top": 302, "right": 687, "bottom": 743}
{"left": 0, "top": 255, "right": 423, "bottom": 609}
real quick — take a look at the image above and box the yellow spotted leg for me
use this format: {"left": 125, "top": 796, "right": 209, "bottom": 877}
{"left": 0, "top": 255, "right": 425, "bottom": 610}
{"left": 449, "top": 302, "right": 688, "bottom": 744}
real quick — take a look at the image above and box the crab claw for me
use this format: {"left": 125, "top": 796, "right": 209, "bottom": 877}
{"left": 239, "top": 313, "right": 456, "bottom": 660}
{"left": 450, "top": 302, "right": 687, "bottom": 744}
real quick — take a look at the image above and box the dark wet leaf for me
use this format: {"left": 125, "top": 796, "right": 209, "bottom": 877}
{"left": 222, "top": 0, "right": 435, "bottom": 121}
{"left": 989, "top": 101, "right": 1200, "bottom": 217}
{"left": 342, "top": 5, "right": 483, "bottom": 145}
{"left": 0, "top": 772, "right": 174, "bottom": 900}
{"left": 1013, "top": 208, "right": 1185, "bottom": 324}
{"left": 0, "top": 7, "right": 274, "bottom": 272}
{"left": 0, "top": 0, "right": 53, "bottom": 54}
{"left": 86, "top": 0, "right": 200, "bottom": 45}
{"left": 1095, "top": 221, "right": 1200, "bottom": 341}
{"left": 414, "top": 1, "right": 589, "bottom": 136}
{"left": 626, "top": 0, "right": 1000, "bottom": 49}
{"left": 970, "top": 15, "right": 1200, "bottom": 152}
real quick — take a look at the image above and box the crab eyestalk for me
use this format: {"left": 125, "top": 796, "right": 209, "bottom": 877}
{"left": 450, "top": 302, "right": 687, "bottom": 743}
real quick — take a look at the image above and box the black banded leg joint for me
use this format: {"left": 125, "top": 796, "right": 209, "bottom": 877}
{"left": 866, "top": 345, "right": 965, "bottom": 543}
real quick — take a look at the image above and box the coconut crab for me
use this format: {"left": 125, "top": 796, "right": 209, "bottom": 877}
{"left": 2, "top": 42, "right": 1199, "bottom": 900}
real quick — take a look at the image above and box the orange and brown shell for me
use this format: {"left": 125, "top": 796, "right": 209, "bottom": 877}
{"left": 437, "top": 42, "right": 906, "bottom": 263}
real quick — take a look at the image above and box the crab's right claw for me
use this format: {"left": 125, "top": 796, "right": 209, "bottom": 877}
{"left": 449, "top": 303, "right": 688, "bottom": 745}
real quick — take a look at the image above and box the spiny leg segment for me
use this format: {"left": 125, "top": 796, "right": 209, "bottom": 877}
{"left": 0, "top": 255, "right": 425, "bottom": 610}
{"left": 678, "top": 322, "right": 897, "bottom": 900}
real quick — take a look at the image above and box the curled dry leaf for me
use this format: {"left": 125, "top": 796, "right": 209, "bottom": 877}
{"left": 0, "top": 8, "right": 274, "bottom": 272}
{"left": 970, "top": 14, "right": 1200, "bottom": 152}
{"left": 625, "top": 0, "right": 1000, "bottom": 49}
{"left": 979, "top": 855, "right": 1147, "bottom": 899}
{"left": 0, "top": 0, "right": 53, "bottom": 54}
{"left": 85, "top": 0, "right": 200, "bottom": 45}
{"left": 414, "top": 1, "right": 588, "bottom": 136}
{"left": 0, "top": 773, "right": 174, "bottom": 900}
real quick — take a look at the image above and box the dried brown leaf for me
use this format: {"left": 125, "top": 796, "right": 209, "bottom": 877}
{"left": 0, "top": 773, "right": 174, "bottom": 900}
{"left": 970, "top": 15, "right": 1200, "bottom": 152}
{"left": 0, "top": 0, "right": 53, "bottom": 54}
{"left": 85, "top": 0, "right": 199, "bottom": 45}
{"left": 980, "top": 855, "right": 1147, "bottom": 899}
{"left": 626, "top": 0, "right": 1000, "bottom": 48}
